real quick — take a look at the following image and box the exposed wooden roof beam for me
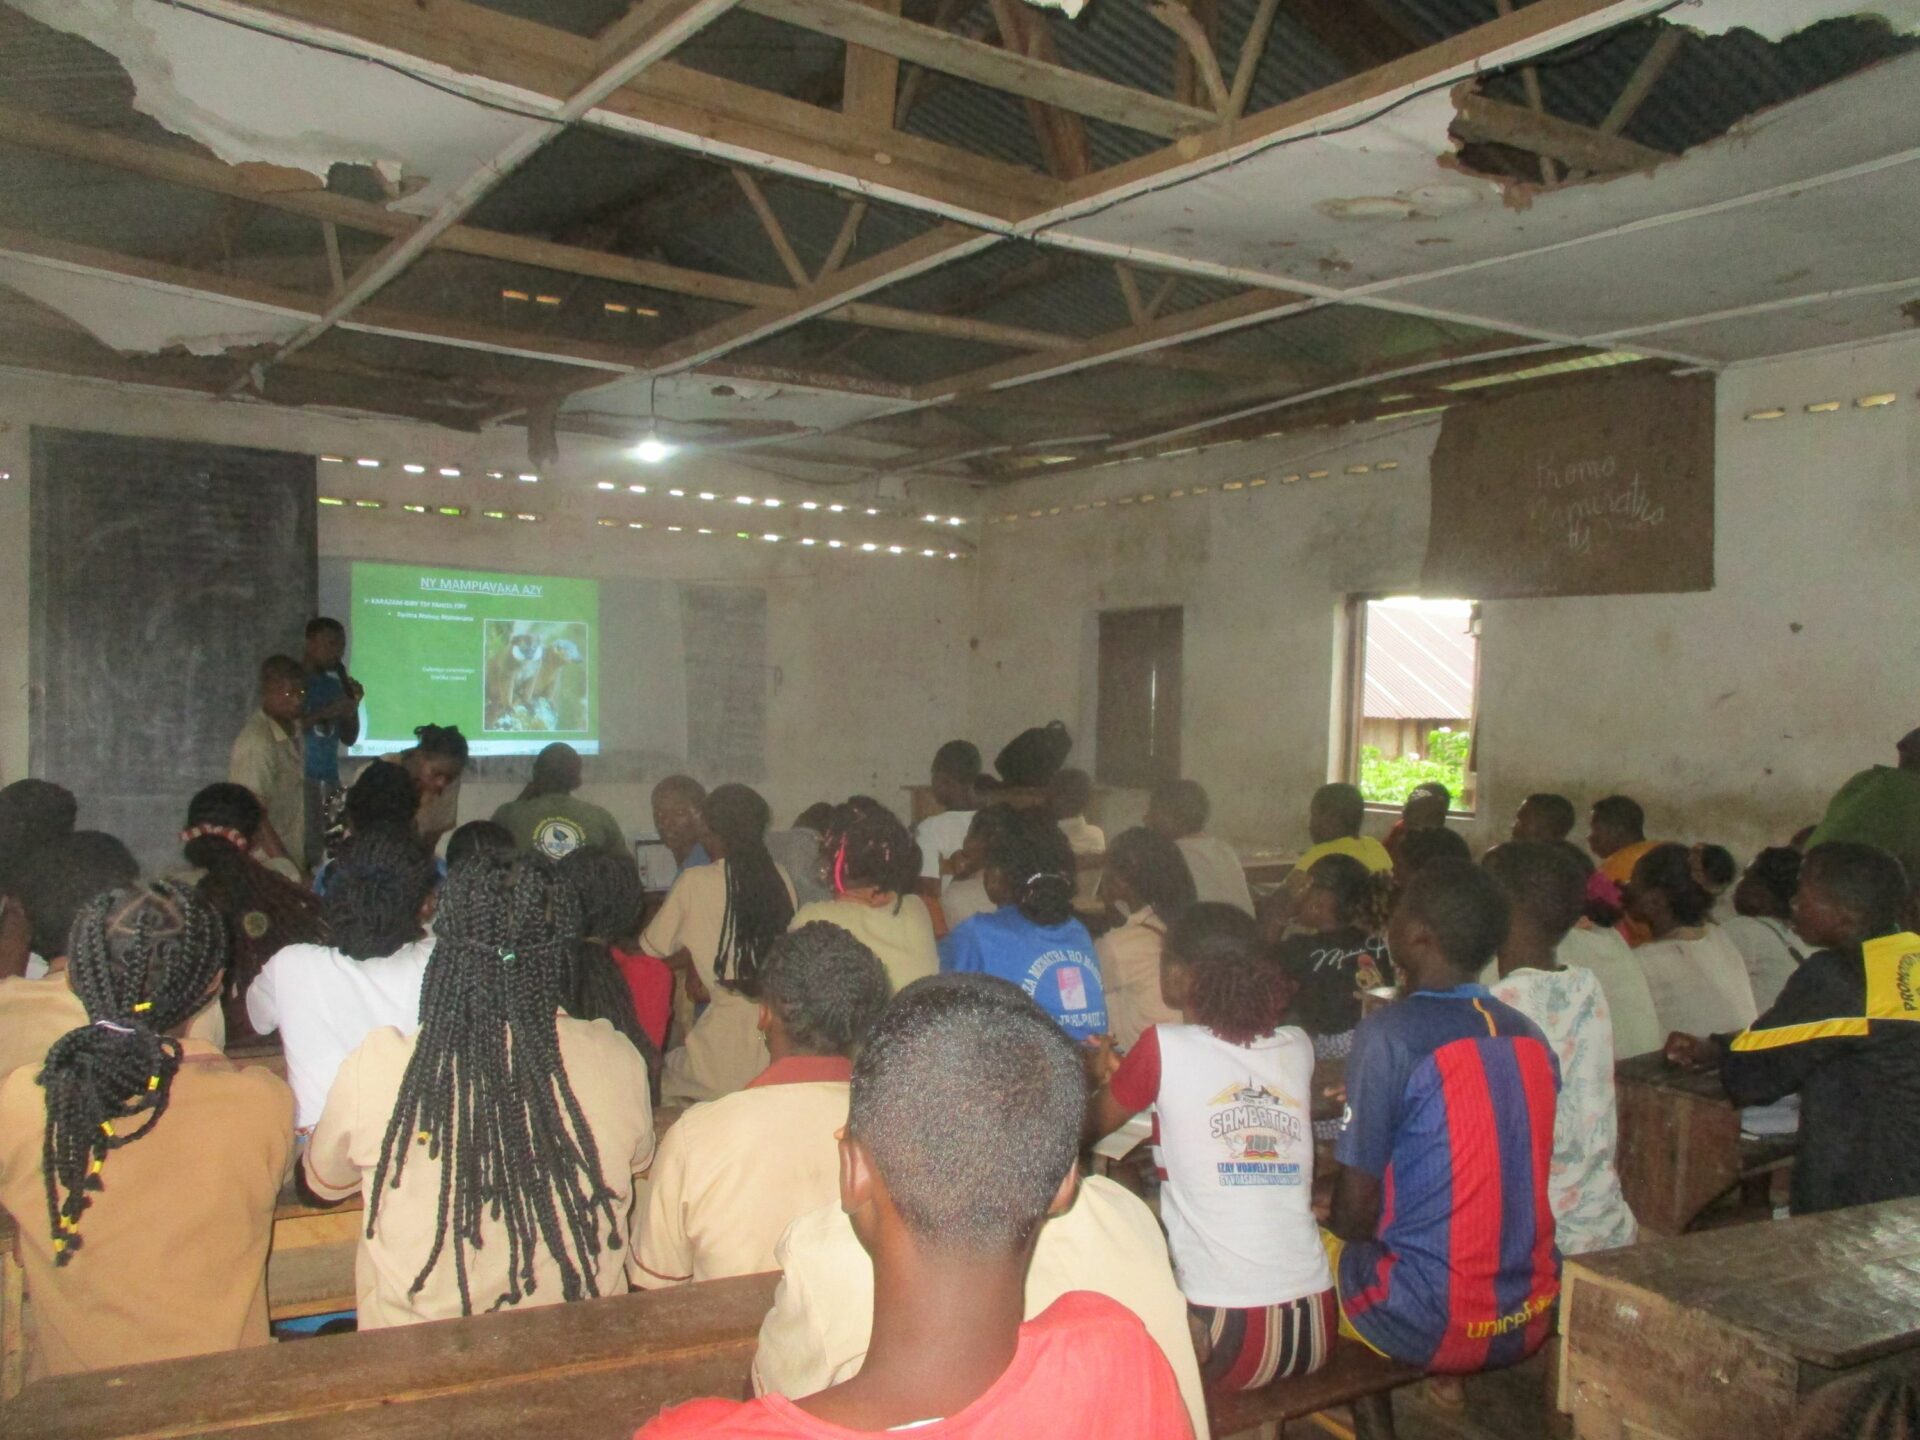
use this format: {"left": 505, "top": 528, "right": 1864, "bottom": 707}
{"left": 1151, "top": 3, "right": 1229, "bottom": 114}
{"left": 1452, "top": 92, "right": 1670, "bottom": 175}
{"left": 740, "top": 0, "right": 1218, "bottom": 137}
{"left": 1225, "top": 0, "right": 1282, "bottom": 121}
{"left": 228, "top": 0, "right": 1056, "bottom": 223}
{"left": 915, "top": 289, "right": 1313, "bottom": 401}
{"left": 986, "top": 0, "right": 1091, "bottom": 180}
{"left": 1279, "top": 0, "right": 1419, "bottom": 74}
{"left": 841, "top": 0, "right": 903, "bottom": 129}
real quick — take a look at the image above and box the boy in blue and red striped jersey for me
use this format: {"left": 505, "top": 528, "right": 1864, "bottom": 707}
{"left": 1328, "top": 858, "right": 1562, "bottom": 1375}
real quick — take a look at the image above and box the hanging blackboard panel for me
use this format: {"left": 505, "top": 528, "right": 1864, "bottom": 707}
{"left": 1421, "top": 370, "right": 1715, "bottom": 600}
{"left": 30, "top": 428, "right": 317, "bottom": 872}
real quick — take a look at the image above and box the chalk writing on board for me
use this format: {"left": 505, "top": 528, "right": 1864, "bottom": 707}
{"left": 1527, "top": 452, "right": 1668, "bottom": 557}
{"left": 681, "top": 585, "right": 768, "bottom": 781}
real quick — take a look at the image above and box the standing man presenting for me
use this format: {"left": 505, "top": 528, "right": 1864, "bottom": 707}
{"left": 301, "top": 617, "right": 364, "bottom": 864}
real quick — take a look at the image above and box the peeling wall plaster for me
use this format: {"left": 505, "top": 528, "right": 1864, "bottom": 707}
{"left": 0, "top": 257, "right": 307, "bottom": 355}
{"left": 1677, "top": 0, "right": 1920, "bottom": 40}
{"left": 14, "top": 0, "right": 543, "bottom": 216}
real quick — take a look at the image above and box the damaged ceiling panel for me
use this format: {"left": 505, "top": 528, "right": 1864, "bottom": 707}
{"left": 1621, "top": 284, "right": 1920, "bottom": 364}
{"left": 0, "top": 251, "right": 308, "bottom": 356}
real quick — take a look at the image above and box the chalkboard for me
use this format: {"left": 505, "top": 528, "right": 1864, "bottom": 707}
{"left": 1421, "top": 370, "right": 1715, "bottom": 599}
{"left": 31, "top": 428, "right": 317, "bottom": 873}
{"left": 681, "top": 585, "right": 768, "bottom": 782}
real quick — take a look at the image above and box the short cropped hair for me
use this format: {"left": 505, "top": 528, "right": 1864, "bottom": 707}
{"left": 0, "top": 779, "right": 78, "bottom": 894}
{"left": 848, "top": 974, "right": 1086, "bottom": 1253}
{"left": 1801, "top": 843, "right": 1911, "bottom": 936}
{"left": 1399, "top": 826, "right": 1471, "bottom": 875}
{"left": 1150, "top": 779, "right": 1210, "bottom": 834}
{"left": 1481, "top": 842, "right": 1586, "bottom": 940}
{"left": 762, "top": 922, "right": 892, "bottom": 1057}
{"left": 305, "top": 616, "right": 346, "bottom": 640}
{"left": 16, "top": 831, "right": 140, "bottom": 959}
{"left": 1521, "top": 793, "right": 1577, "bottom": 840}
{"left": 1311, "top": 782, "right": 1365, "bottom": 837}
{"left": 1398, "top": 858, "right": 1511, "bottom": 975}
{"left": 932, "top": 740, "right": 982, "bottom": 782}
{"left": 1047, "top": 767, "right": 1093, "bottom": 816}
{"left": 259, "top": 654, "right": 304, "bottom": 687}
{"left": 1591, "top": 795, "right": 1645, "bottom": 839}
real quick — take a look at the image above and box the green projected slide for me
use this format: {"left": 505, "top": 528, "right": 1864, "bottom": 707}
{"left": 347, "top": 562, "right": 600, "bottom": 756}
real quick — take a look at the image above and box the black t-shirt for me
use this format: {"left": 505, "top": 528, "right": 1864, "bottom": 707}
{"left": 1276, "top": 925, "right": 1394, "bottom": 1036}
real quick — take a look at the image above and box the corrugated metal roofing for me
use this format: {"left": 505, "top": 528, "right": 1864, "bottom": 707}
{"left": 1364, "top": 602, "right": 1475, "bottom": 720}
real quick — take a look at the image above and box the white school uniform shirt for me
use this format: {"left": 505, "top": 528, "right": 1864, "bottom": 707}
{"left": 1175, "top": 835, "right": 1253, "bottom": 915}
{"left": 1059, "top": 816, "right": 1107, "bottom": 856}
{"left": 246, "top": 939, "right": 434, "bottom": 1130}
{"left": 1131, "top": 1023, "right": 1328, "bottom": 1309}
{"left": 940, "top": 874, "right": 995, "bottom": 931}
{"left": 1634, "top": 924, "right": 1759, "bottom": 1039}
{"left": 1558, "top": 924, "right": 1663, "bottom": 1061}
{"left": 1720, "top": 915, "right": 1804, "bottom": 1015}
{"left": 913, "top": 809, "right": 975, "bottom": 894}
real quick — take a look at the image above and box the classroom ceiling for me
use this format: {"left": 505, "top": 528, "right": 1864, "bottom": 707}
{"left": 0, "top": 0, "right": 1915, "bottom": 488}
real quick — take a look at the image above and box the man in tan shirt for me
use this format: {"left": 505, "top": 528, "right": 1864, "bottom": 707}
{"left": 632, "top": 922, "right": 890, "bottom": 1287}
{"left": 304, "top": 852, "right": 654, "bottom": 1327}
{"left": 0, "top": 884, "right": 293, "bottom": 1380}
{"left": 229, "top": 654, "right": 309, "bottom": 874}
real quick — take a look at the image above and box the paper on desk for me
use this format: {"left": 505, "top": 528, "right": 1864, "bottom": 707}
{"left": 1740, "top": 1094, "right": 1801, "bottom": 1137}
{"left": 1094, "top": 1110, "right": 1154, "bottom": 1162}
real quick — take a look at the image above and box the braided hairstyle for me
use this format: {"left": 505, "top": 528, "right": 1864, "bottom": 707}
{"left": 182, "top": 784, "right": 326, "bottom": 1012}
{"left": 323, "top": 823, "right": 437, "bottom": 962}
{"left": 558, "top": 847, "right": 661, "bottom": 1080}
{"left": 987, "top": 808, "right": 1077, "bottom": 928}
{"left": 704, "top": 784, "right": 794, "bottom": 999}
{"left": 38, "top": 883, "right": 226, "bottom": 1264}
{"left": 367, "top": 852, "right": 620, "bottom": 1316}
{"left": 821, "top": 801, "right": 921, "bottom": 900}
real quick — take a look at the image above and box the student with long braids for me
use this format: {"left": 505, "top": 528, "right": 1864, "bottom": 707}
{"left": 1095, "top": 826, "right": 1197, "bottom": 1052}
{"left": 0, "top": 884, "right": 293, "bottom": 1378}
{"left": 559, "top": 846, "right": 665, "bottom": 1077}
{"left": 178, "top": 783, "right": 327, "bottom": 1043}
{"left": 303, "top": 852, "right": 654, "bottom": 1327}
{"left": 789, "top": 801, "right": 938, "bottom": 992}
{"left": 247, "top": 823, "right": 439, "bottom": 1133}
{"left": 939, "top": 808, "right": 1108, "bottom": 1043}
{"left": 640, "top": 783, "right": 797, "bottom": 1102}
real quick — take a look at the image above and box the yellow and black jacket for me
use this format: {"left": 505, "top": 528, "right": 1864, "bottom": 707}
{"left": 1719, "top": 931, "right": 1920, "bottom": 1215}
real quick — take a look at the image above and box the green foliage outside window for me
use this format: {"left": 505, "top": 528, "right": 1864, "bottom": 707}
{"left": 1359, "top": 727, "right": 1471, "bottom": 807}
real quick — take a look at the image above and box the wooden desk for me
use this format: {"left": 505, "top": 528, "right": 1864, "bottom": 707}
{"left": 1239, "top": 850, "right": 1298, "bottom": 892}
{"left": 2, "top": 1271, "right": 779, "bottom": 1438}
{"left": 1565, "top": 1197, "right": 1920, "bottom": 1440}
{"left": 1613, "top": 1053, "right": 1795, "bottom": 1235}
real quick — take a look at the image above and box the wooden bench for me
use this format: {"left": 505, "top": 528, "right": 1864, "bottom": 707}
{"left": 1565, "top": 1195, "right": 1920, "bottom": 1440}
{"left": 1210, "top": 1342, "right": 1420, "bottom": 1438}
{"left": 0, "top": 1270, "right": 779, "bottom": 1438}
{"left": 1613, "top": 1052, "right": 1797, "bottom": 1235}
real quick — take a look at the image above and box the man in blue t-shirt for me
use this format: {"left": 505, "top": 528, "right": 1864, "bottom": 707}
{"left": 301, "top": 618, "right": 363, "bottom": 860}
{"left": 1329, "top": 859, "right": 1561, "bottom": 1375}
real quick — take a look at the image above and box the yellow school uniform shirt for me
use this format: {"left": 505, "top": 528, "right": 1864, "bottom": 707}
{"left": 0, "top": 1040, "right": 293, "bottom": 1380}
{"left": 752, "top": 1174, "right": 1211, "bottom": 1440}
{"left": 631, "top": 1055, "right": 851, "bottom": 1288}
{"left": 788, "top": 897, "right": 938, "bottom": 994}
{"left": 1295, "top": 834, "right": 1394, "bottom": 876}
{"left": 641, "top": 860, "right": 797, "bottom": 1103}
{"left": 0, "top": 972, "right": 225, "bottom": 1083}
{"left": 303, "top": 1016, "right": 654, "bottom": 1328}
{"left": 1097, "top": 905, "right": 1179, "bottom": 1053}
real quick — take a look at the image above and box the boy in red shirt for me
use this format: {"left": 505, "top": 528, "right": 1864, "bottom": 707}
{"left": 635, "top": 974, "right": 1193, "bottom": 1439}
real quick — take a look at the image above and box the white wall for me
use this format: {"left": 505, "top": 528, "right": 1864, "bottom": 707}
{"left": 0, "top": 370, "right": 974, "bottom": 840}
{"left": 7, "top": 331, "right": 1917, "bottom": 865}
{"left": 968, "top": 332, "right": 1920, "bottom": 861}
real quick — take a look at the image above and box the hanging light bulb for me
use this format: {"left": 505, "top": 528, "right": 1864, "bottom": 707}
{"left": 632, "top": 431, "right": 675, "bottom": 464}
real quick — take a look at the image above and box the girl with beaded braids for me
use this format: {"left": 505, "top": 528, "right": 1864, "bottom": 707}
{"left": 302, "top": 852, "right": 654, "bottom": 1327}
{"left": 179, "top": 783, "right": 327, "bottom": 1045}
{"left": 789, "top": 800, "right": 939, "bottom": 992}
{"left": 246, "top": 823, "right": 440, "bottom": 1132}
{"left": 0, "top": 883, "right": 294, "bottom": 1378}
{"left": 938, "top": 807, "right": 1109, "bottom": 1044}
{"left": 640, "top": 783, "right": 797, "bottom": 1102}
